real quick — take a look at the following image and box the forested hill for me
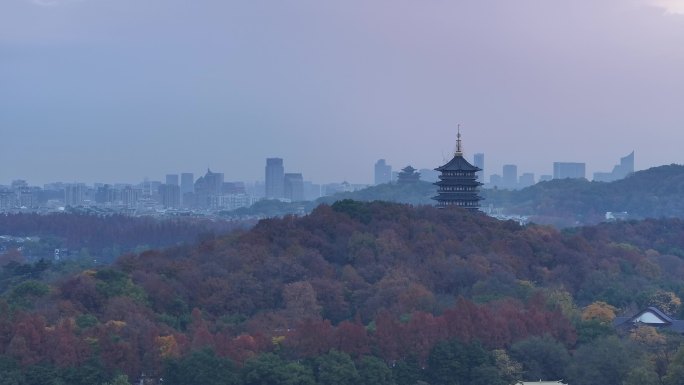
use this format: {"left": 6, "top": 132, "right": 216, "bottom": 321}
{"left": 484, "top": 164, "right": 684, "bottom": 225}
{"left": 5, "top": 201, "right": 684, "bottom": 384}
{"left": 316, "top": 181, "right": 435, "bottom": 206}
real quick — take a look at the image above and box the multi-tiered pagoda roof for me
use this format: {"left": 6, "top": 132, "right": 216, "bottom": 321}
{"left": 433, "top": 129, "right": 483, "bottom": 210}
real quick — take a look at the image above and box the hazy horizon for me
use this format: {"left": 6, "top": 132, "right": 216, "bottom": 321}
{"left": 2, "top": 0, "right": 684, "bottom": 186}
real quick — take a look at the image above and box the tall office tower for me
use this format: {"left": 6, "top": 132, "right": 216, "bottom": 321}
{"left": 284, "top": 173, "right": 304, "bottom": 201}
{"left": 502, "top": 164, "right": 518, "bottom": 189}
{"left": 553, "top": 162, "right": 586, "bottom": 179}
{"left": 64, "top": 184, "right": 85, "bottom": 206}
{"left": 121, "top": 186, "right": 141, "bottom": 208}
{"left": 180, "top": 172, "right": 194, "bottom": 206}
{"left": 621, "top": 151, "right": 635, "bottom": 175}
{"left": 473, "top": 153, "right": 485, "bottom": 183}
{"left": 159, "top": 184, "right": 181, "bottom": 208}
{"left": 519, "top": 173, "right": 535, "bottom": 188}
{"left": 593, "top": 151, "right": 635, "bottom": 182}
{"left": 419, "top": 168, "right": 440, "bottom": 183}
{"left": 194, "top": 169, "right": 224, "bottom": 208}
{"left": 489, "top": 174, "right": 502, "bottom": 188}
{"left": 181, "top": 173, "right": 194, "bottom": 193}
{"left": 95, "top": 184, "right": 117, "bottom": 204}
{"left": 265, "top": 158, "right": 285, "bottom": 199}
{"left": 166, "top": 174, "right": 179, "bottom": 186}
{"left": 303, "top": 181, "right": 321, "bottom": 201}
{"left": 374, "top": 159, "right": 392, "bottom": 185}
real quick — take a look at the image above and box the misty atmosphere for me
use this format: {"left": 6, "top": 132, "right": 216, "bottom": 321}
{"left": 3, "top": 1, "right": 684, "bottom": 385}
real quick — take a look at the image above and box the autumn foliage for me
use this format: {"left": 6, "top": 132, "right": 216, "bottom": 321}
{"left": 3, "top": 201, "right": 684, "bottom": 383}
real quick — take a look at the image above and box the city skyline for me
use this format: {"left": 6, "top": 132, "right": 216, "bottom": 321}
{"left": 0, "top": 149, "right": 637, "bottom": 188}
{"left": 2, "top": 0, "right": 684, "bottom": 185}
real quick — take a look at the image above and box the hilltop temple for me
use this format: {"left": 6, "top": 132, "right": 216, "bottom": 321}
{"left": 397, "top": 166, "right": 421, "bottom": 185}
{"left": 433, "top": 128, "right": 483, "bottom": 210}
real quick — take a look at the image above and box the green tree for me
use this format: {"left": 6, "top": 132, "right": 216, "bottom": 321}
{"left": 426, "top": 340, "right": 502, "bottom": 385}
{"left": 164, "top": 349, "right": 238, "bottom": 385}
{"left": 59, "top": 359, "right": 108, "bottom": 385}
{"left": 24, "top": 363, "right": 63, "bottom": 385}
{"left": 566, "top": 336, "right": 634, "bottom": 385}
{"left": 664, "top": 345, "right": 684, "bottom": 385}
{"left": 625, "top": 361, "right": 660, "bottom": 385}
{"left": 8, "top": 280, "right": 50, "bottom": 309}
{"left": 392, "top": 356, "right": 424, "bottom": 385}
{"left": 242, "top": 353, "right": 314, "bottom": 385}
{"left": 101, "top": 374, "right": 132, "bottom": 385}
{"left": 509, "top": 335, "right": 570, "bottom": 381}
{"left": 315, "top": 350, "right": 360, "bottom": 385}
{"left": 0, "top": 356, "right": 24, "bottom": 385}
{"left": 358, "top": 356, "right": 395, "bottom": 385}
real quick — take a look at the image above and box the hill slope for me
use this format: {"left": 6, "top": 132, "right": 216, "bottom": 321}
{"left": 484, "top": 164, "right": 684, "bottom": 225}
{"left": 5, "top": 201, "right": 684, "bottom": 383}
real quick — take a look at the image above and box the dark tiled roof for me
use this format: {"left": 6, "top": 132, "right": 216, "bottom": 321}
{"left": 646, "top": 307, "right": 673, "bottom": 322}
{"left": 435, "top": 155, "right": 480, "bottom": 172}
{"left": 613, "top": 307, "right": 684, "bottom": 333}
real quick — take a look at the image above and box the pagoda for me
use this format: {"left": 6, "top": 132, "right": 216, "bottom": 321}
{"left": 397, "top": 165, "right": 421, "bottom": 185}
{"left": 433, "top": 127, "right": 483, "bottom": 210}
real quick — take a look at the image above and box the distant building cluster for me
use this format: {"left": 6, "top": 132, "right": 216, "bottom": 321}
{"left": 483, "top": 151, "right": 634, "bottom": 190}
{"left": 593, "top": 151, "right": 635, "bottom": 182}
{"left": 0, "top": 158, "right": 371, "bottom": 216}
{"left": 2, "top": 145, "right": 637, "bottom": 215}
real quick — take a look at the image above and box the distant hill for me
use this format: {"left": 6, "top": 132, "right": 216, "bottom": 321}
{"left": 226, "top": 164, "right": 684, "bottom": 226}
{"left": 484, "top": 164, "right": 684, "bottom": 226}
{"left": 222, "top": 182, "right": 435, "bottom": 218}
{"left": 316, "top": 181, "right": 435, "bottom": 206}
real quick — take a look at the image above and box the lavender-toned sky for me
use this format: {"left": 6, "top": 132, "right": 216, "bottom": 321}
{"left": 2, "top": 0, "right": 684, "bottom": 185}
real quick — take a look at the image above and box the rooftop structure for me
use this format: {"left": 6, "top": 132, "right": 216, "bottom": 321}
{"left": 397, "top": 165, "right": 421, "bottom": 184}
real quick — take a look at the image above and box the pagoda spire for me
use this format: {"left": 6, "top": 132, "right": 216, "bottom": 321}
{"left": 455, "top": 124, "right": 463, "bottom": 156}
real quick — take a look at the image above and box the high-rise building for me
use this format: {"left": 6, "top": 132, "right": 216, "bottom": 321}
{"left": 284, "top": 173, "right": 304, "bottom": 201}
{"left": 489, "top": 174, "right": 502, "bottom": 188}
{"left": 181, "top": 173, "right": 194, "bottom": 193}
{"left": 121, "top": 186, "right": 141, "bottom": 208}
{"left": 502, "top": 164, "right": 518, "bottom": 189}
{"left": 593, "top": 151, "right": 635, "bottom": 182}
{"left": 519, "top": 173, "right": 535, "bottom": 188}
{"left": 303, "top": 181, "right": 321, "bottom": 201}
{"left": 265, "top": 158, "right": 285, "bottom": 199}
{"left": 433, "top": 129, "right": 483, "bottom": 210}
{"left": 64, "top": 184, "right": 86, "bottom": 206}
{"left": 374, "top": 159, "right": 392, "bottom": 185}
{"left": 473, "top": 153, "right": 484, "bottom": 183}
{"left": 553, "top": 162, "right": 586, "bottom": 179}
{"left": 166, "top": 174, "right": 179, "bottom": 186}
{"left": 418, "top": 168, "right": 440, "bottom": 183}
{"left": 194, "top": 169, "right": 224, "bottom": 208}
{"left": 180, "top": 172, "right": 194, "bottom": 206}
{"left": 159, "top": 184, "right": 181, "bottom": 208}
{"left": 95, "top": 184, "right": 118, "bottom": 204}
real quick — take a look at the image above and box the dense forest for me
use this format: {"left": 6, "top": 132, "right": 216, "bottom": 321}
{"left": 0, "top": 213, "right": 250, "bottom": 263}
{"left": 3, "top": 201, "right": 684, "bottom": 384}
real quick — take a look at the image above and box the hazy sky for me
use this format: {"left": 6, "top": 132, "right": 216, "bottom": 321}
{"left": 2, "top": 0, "right": 684, "bottom": 185}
